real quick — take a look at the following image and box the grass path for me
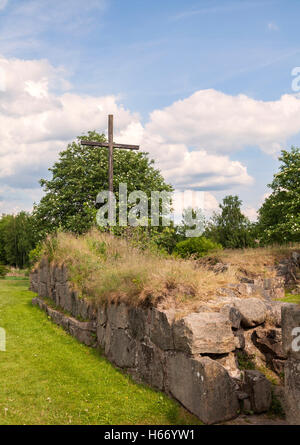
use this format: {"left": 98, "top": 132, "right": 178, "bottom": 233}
{"left": 0, "top": 279, "right": 200, "bottom": 425}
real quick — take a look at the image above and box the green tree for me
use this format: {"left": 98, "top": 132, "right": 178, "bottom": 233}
{"left": 205, "top": 195, "right": 256, "bottom": 248}
{"left": 0, "top": 212, "right": 37, "bottom": 268}
{"left": 258, "top": 147, "right": 300, "bottom": 244}
{"left": 33, "top": 131, "right": 173, "bottom": 236}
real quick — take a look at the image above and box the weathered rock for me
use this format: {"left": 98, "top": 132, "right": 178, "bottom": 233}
{"left": 282, "top": 304, "right": 300, "bottom": 360}
{"left": 37, "top": 282, "right": 47, "bottom": 298}
{"left": 272, "top": 359, "right": 285, "bottom": 375}
{"left": 233, "top": 298, "right": 267, "bottom": 328}
{"left": 67, "top": 318, "right": 96, "bottom": 346}
{"left": 254, "top": 327, "right": 286, "bottom": 360}
{"left": 97, "top": 305, "right": 107, "bottom": 326}
{"left": 243, "top": 329, "right": 266, "bottom": 368}
{"left": 104, "top": 323, "right": 113, "bottom": 356}
{"left": 235, "top": 283, "right": 255, "bottom": 296}
{"left": 243, "top": 370, "right": 272, "bottom": 413}
{"left": 96, "top": 306, "right": 107, "bottom": 348}
{"left": 106, "top": 328, "right": 136, "bottom": 368}
{"left": 215, "top": 352, "right": 242, "bottom": 380}
{"left": 136, "top": 341, "right": 164, "bottom": 390}
{"left": 47, "top": 306, "right": 64, "bottom": 325}
{"left": 32, "top": 297, "right": 47, "bottom": 312}
{"left": 149, "top": 308, "right": 175, "bottom": 351}
{"left": 291, "top": 251, "right": 300, "bottom": 265}
{"left": 107, "top": 303, "right": 129, "bottom": 329}
{"left": 30, "top": 270, "right": 39, "bottom": 292}
{"left": 242, "top": 398, "right": 252, "bottom": 413}
{"left": 173, "top": 312, "right": 235, "bottom": 355}
{"left": 56, "top": 283, "right": 72, "bottom": 312}
{"left": 166, "top": 354, "right": 239, "bottom": 424}
{"left": 220, "top": 304, "right": 242, "bottom": 329}
{"left": 264, "top": 277, "right": 285, "bottom": 290}
{"left": 271, "top": 288, "right": 285, "bottom": 299}
{"left": 265, "top": 301, "right": 288, "bottom": 327}
{"left": 128, "top": 306, "right": 147, "bottom": 341}
{"left": 284, "top": 357, "right": 300, "bottom": 424}
{"left": 38, "top": 257, "right": 49, "bottom": 283}
{"left": 233, "top": 329, "right": 245, "bottom": 349}
{"left": 96, "top": 324, "right": 106, "bottom": 348}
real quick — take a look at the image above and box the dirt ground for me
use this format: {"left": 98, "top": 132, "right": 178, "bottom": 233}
{"left": 221, "top": 414, "right": 289, "bottom": 425}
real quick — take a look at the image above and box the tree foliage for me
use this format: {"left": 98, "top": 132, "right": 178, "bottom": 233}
{"left": 33, "top": 131, "right": 173, "bottom": 236}
{"left": 205, "top": 195, "right": 256, "bottom": 248}
{"left": 0, "top": 212, "right": 37, "bottom": 268}
{"left": 258, "top": 147, "right": 300, "bottom": 244}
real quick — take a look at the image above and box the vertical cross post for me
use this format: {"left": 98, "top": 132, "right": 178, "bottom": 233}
{"left": 80, "top": 115, "right": 140, "bottom": 229}
{"left": 108, "top": 114, "right": 114, "bottom": 223}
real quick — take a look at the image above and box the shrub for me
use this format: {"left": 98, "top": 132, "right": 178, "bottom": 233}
{"left": 0, "top": 263, "right": 9, "bottom": 279}
{"left": 29, "top": 243, "right": 44, "bottom": 266}
{"left": 173, "top": 237, "right": 222, "bottom": 259}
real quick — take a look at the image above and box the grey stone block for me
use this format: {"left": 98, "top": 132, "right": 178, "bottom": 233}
{"left": 149, "top": 308, "right": 175, "bottom": 351}
{"left": 282, "top": 304, "right": 300, "bottom": 360}
{"left": 106, "top": 328, "right": 136, "bottom": 368}
{"left": 68, "top": 318, "right": 96, "bottom": 346}
{"left": 285, "top": 357, "right": 300, "bottom": 424}
{"left": 173, "top": 312, "right": 235, "bottom": 355}
{"left": 233, "top": 298, "right": 267, "bottom": 328}
{"left": 166, "top": 354, "right": 239, "bottom": 424}
{"left": 244, "top": 370, "right": 272, "bottom": 413}
{"left": 220, "top": 304, "right": 242, "bottom": 329}
{"left": 107, "top": 303, "right": 129, "bottom": 329}
{"left": 128, "top": 306, "right": 147, "bottom": 341}
{"left": 136, "top": 341, "right": 164, "bottom": 390}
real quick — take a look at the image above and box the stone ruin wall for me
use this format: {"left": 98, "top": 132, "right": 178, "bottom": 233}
{"left": 30, "top": 254, "right": 300, "bottom": 425}
{"left": 282, "top": 304, "right": 300, "bottom": 424}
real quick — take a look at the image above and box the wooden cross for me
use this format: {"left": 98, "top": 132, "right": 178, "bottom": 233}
{"left": 81, "top": 114, "right": 139, "bottom": 222}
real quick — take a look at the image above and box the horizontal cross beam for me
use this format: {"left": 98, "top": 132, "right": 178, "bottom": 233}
{"left": 81, "top": 140, "right": 139, "bottom": 150}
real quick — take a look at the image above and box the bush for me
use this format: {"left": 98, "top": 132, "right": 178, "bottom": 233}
{"left": 29, "top": 243, "right": 44, "bottom": 266}
{"left": 0, "top": 263, "right": 9, "bottom": 279}
{"left": 173, "top": 237, "right": 222, "bottom": 259}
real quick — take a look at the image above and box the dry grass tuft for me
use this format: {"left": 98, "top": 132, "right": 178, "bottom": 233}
{"left": 37, "top": 231, "right": 299, "bottom": 311}
{"left": 199, "top": 244, "right": 300, "bottom": 277}
{"left": 37, "top": 230, "right": 240, "bottom": 309}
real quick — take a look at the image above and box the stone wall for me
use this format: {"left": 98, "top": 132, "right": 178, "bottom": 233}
{"left": 282, "top": 304, "right": 300, "bottom": 424}
{"left": 30, "top": 256, "right": 299, "bottom": 424}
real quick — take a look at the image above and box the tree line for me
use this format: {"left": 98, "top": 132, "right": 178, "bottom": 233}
{"left": 1, "top": 133, "right": 299, "bottom": 268}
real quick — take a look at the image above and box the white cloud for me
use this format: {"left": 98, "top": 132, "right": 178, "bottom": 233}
{"left": 0, "top": 56, "right": 140, "bottom": 199}
{"left": 242, "top": 192, "right": 273, "bottom": 222}
{"left": 144, "top": 89, "right": 300, "bottom": 156}
{"left": 2, "top": 56, "right": 300, "bottom": 213}
{"left": 0, "top": 0, "right": 8, "bottom": 11}
{"left": 242, "top": 206, "right": 258, "bottom": 222}
{"left": 24, "top": 79, "right": 49, "bottom": 99}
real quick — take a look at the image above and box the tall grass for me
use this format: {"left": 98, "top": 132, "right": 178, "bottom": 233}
{"left": 207, "top": 244, "right": 300, "bottom": 276}
{"left": 35, "top": 230, "right": 239, "bottom": 309}
{"left": 35, "top": 230, "right": 299, "bottom": 310}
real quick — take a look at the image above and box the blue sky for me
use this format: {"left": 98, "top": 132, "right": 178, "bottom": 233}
{"left": 1, "top": 0, "right": 300, "bottom": 219}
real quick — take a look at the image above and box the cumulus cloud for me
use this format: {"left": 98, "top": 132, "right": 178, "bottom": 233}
{"left": 144, "top": 89, "right": 300, "bottom": 156}
{"left": 242, "top": 206, "right": 258, "bottom": 222}
{"left": 2, "top": 55, "right": 300, "bottom": 213}
{"left": 0, "top": 56, "right": 140, "bottom": 193}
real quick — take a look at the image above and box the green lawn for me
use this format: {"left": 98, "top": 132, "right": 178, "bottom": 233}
{"left": 280, "top": 292, "right": 300, "bottom": 304}
{"left": 0, "top": 279, "right": 200, "bottom": 425}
